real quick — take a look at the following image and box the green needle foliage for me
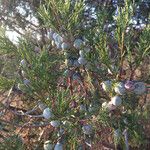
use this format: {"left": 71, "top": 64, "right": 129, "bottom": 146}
{"left": 0, "top": 0, "right": 150, "bottom": 149}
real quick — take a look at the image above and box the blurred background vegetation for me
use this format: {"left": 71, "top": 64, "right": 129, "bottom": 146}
{"left": 0, "top": 0, "right": 150, "bottom": 150}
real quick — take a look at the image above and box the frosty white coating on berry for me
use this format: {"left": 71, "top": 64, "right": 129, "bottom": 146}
{"left": 78, "top": 57, "right": 87, "bottom": 65}
{"left": 101, "top": 80, "right": 112, "bottom": 92}
{"left": 73, "top": 39, "right": 83, "bottom": 49}
{"left": 107, "top": 65, "right": 117, "bottom": 75}
{"left": 52, "top": 33, "right": 58, "bottom": 40}
{"left": 20, "top": 59, "right": 26, "bottom": 67}
{"left": 44, "top": 140, "right": 53, "bottom": 150}
{"left": 79, "top": 50, "right": 84, "bottom": 57}
{"left": 80, "top": 104, "right": 86, "bottom": 111}
{"left": 61, "top": 42, "right": 70, "bottom": 50}
{"left": 55, "top": 41, "right": 62, "bottom": 49}
{"left": 55, "top": 34, "right": 63, "bottom": 43}
{"left": 23, "top": 79, "right": 30, "bottom": 86}
{"left": 43, "top": 108, "right": 53, "bottom": 119}
{"left": 114, "top": 129, "right": 120, "bottom": 138}
{"left": 82, "top": 125, "right": 93, "bottom": 135}
{"left": 73, "top": 60, "right": 80, "bottom": 67}
{"left": 107, "top": 101, "right": 116, "bottom": 111}
{"left": 50, "top": 120, "right": 60, "bottom": 128}
{"left": 114, "top": 82, "right": 126, "bottom": 95}
{"left": 47, "top": 29, "right": 54, "bottom": 40}
{"left": 21, "top": 70, "right": 26, "bottom": 77}
{"left": 125, "top": 80, "right": 135, "bottom": 91}
{"left": 134, "top": 82, "right": 146, "bottom": 95}
{"left": 51, "top": 40, "right": 55, "bottom": 46}
{"left": 54, "top": 142, "right": 63, "bottom": 150}
{"left": 111, "top": 96, "right": 122, "bottom": 106}
{"left": 102, "top": 102, "right": 107, "bottom": 108}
